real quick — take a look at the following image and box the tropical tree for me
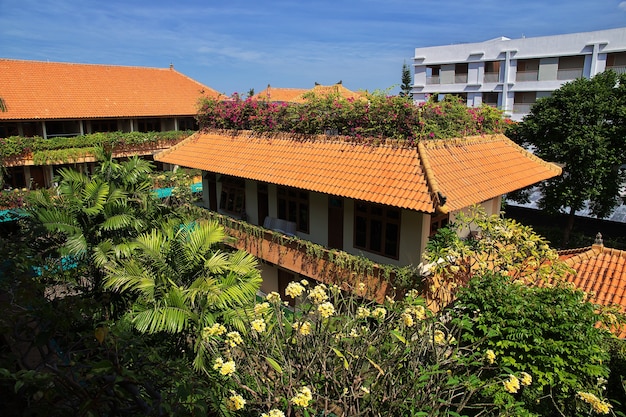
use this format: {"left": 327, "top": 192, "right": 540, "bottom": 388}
{"left": 103, "top": 219, "right": 262, "bottom": 371}
{"left": 400, "top": 61, "right": 412, "bottom": 97}
{"left": 509, "top": 70, "right": 626, "bottom": 246}
{"left": 27, "top": 149, "right": 169, "bottom": 294}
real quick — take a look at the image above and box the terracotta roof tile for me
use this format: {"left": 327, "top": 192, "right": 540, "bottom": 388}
{"left": 252, "top": 86, "right": 309, "bottom": 102}
{"left": 422, "top": 135, "right": 562, "bottom": 212}
{"left": 156, "top": 132, "right": 561, "bottom": 213}
{"left": 558, "top": 245, "right": 626, "bottom": 336}
{"left": 0, "top": 58, "right": 223, "bottom": 120}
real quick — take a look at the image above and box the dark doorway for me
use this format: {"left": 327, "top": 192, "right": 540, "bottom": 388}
{"left": 328, "top": 196, "right": 344, "bottom": 250}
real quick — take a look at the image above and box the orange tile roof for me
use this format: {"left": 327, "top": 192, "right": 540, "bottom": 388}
{"left": 0, "top": 59, "right": 223, "bottom": 120}
{"left": 155, "top": 132, "right": 561, "bottom": 213}
{"left": 290, "top": 83, "right": 364, "bottom": 103}
{"left": 252, "top": 86, "right": 309, "bottom": 102}
{"left": 559, "top": 245, "right": 626, "bottom": 310}
{"left": 252, "top": 83, "right": 363, "bottom": 103}
{"left": 422, "top": 136, "right": 562, "bottom": 212}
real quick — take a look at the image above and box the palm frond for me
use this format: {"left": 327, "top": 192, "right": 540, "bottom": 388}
{"left": 81, "top": 180, "right": 109, "bottom": 216}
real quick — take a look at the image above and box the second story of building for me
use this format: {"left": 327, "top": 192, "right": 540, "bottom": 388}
{"left": 412, "top": 27, "right": 626, "bottom": 120}
{"left": 155, "top": 131, "right": 561, "bottom": 297}
{"left": 0, "top": 58, "right": 225, "bottom": 139}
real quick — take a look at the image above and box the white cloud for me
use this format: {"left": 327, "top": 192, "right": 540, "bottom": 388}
{"left": 619, "top": 1, "right": 626, "bottom": 11}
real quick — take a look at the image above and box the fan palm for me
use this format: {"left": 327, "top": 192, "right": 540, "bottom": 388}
{"left": 28, "top": 151, "right": 170, "bottom": 292}
{"left": 104, "top": 219, "right": 261, "bottom": 371}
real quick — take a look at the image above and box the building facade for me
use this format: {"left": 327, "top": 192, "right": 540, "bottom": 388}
{"left": 412, "top": 28, "right": 626, "bottom": 120}
{"left": 0, "top": 59, "right": 222, "bottom": 188}
{"left": 155, "top": 131, "right": 561, "bottom": 302}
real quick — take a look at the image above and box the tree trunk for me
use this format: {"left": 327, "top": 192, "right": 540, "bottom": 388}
{"left": 561, "top": 207, "right": 576, "bottom": 248}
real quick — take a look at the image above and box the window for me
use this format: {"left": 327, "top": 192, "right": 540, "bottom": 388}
{"left": 90, "top": 119, "right": 118, "bottom": 133}
{"left": 178, "top": 117, "right": 197, "bottom": 131}
{"left": 557, "top": 55, "right": 584, "bottom": 80}
{"left": 219, "top": 176, "right": 246, "bottom": 216}
{"left": 277, "top": 186, "right": 309, "bottom": 233}
{"left": 430, "top": 213, "right": 450, "bottom": 237}
{"left": 516, "top": 59, "right": 539, "bottom": 82}
{"left": 482, "top": 92, "right": 499, "bottom": 107}
{"left": 354, "top": 202, "right": 400, "bottom": 259}
{"left": 484, "top": 61, "right": 501, "bottom": 83}
{"left": 454, "top": 63, "right": 468, "bottom": 83}
{"left": 426, "top": 65, "right": 441, "bottom": 85}
{"left": 137, "top": 118, "right": 160, "bottom": 132}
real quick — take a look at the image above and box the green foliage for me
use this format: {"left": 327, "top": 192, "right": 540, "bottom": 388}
{"left": 400, "top": 61, "right": 412, "bottom": 97}
{"left": 196, "top": 91, "right": 507, "bottom": 142}
{"left": 0, "top": 130, "right": 192, "bottom": 161}
{"left": 422, "top": 205, "right": 572, "bottom": 309}
{"left": 511, "top": 70, "right": 626, "bottom": 245}
{"left": 199, "top": 283, "right": 532, "bottom": 416}
{"left": 450, "top": 272, "right": 616, "bottom": 416}
{"left": 104, "top": 219, "right": 262, "bottom": 371}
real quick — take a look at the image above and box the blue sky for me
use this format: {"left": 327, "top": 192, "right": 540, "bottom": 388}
{"left": 1, "top": 0, "right": 625, "bottom": 96}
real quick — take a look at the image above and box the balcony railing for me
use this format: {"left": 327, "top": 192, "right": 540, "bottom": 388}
{"left": 557, "top": 68, "right": 583, "bottom": 80}
{"left": 516, "top": 70, "right": 539, "bottom": 82}
{"left": 606, "top": 65, "right": 626, "bottom": 75}
{"left": 190, "top": 207, "right": 421, "bottom": 303}
{"left": 426, "top": 76, "right": 440, "bottom": 85}
{"left": 454, "top": 74, "right": 468, "bottom": 84}
{"left": 483, "top": 72, "right": 500, "bottom": 83}
{"left": 513, "top": 103, "right": 534, "bottom": 114}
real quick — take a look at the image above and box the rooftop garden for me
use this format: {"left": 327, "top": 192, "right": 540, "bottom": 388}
{"left": 197, "top": 92, "right": 512, "bottom": 143}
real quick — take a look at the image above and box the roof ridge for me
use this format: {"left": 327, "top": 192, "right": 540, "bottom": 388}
{"left": 417, "top": 141, "right": 446, "bottom": 213}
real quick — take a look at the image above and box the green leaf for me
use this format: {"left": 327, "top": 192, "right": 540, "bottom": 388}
{"left": 265, "top": 356, "right": 283, "bottom": 374}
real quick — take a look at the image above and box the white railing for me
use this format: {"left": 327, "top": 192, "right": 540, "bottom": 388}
{"left": 454, "top": 74, "right": 468, "bottom": 83}
{"left": 483, "top": 73, "right": 500, "bottom": 83}
{"left": 557, "top": 68, "right": 583, "bottom": 80}
{"left": 606, "top": 65, "right": 626, "bottom": 75}
{"left": 516, "top": 70, "right": 538, "bottom": 82}
{"left": 426, "top": 76, "right": 440, "bottom": 85}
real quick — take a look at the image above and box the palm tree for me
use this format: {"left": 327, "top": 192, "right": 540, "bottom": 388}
{"left": 28, "top": 150, "right": 170, "bottom": 293}
{"left": 104, "top": 219, "right": 262, "bottom": 371}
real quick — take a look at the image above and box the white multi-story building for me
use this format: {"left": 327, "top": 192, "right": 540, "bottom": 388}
{"left": 412, "top": 28, "right": 626, "bottom": 120}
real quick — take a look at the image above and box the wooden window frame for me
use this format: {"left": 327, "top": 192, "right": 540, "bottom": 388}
{"left": 277, "top": 186, "right": 309, "bottom": 233}
{"left": 353, "top": 201, "right": 401, "bottom": 260}
{"left": 219, "top": 176, "right": 246, "bottom": 216}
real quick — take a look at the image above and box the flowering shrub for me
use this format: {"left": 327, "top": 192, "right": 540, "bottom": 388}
{"left": 196, "top": 92, "right": 507, "bottom": 143}
{"left": 198, "top": 281, "right": 534, "bottom": 416}
{"left": 0, "top": 187, "right": 28, "bottom": 209}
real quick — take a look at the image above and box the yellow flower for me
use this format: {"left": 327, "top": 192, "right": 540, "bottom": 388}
{"left": 401, "top": 312, "right": 414, "bottom": 327}
{"left": 225, "top": 392, "right": 246, "bottom": 411}
{"left": 266, "top": 292, "right": 281, "bottom": 303}
{"left": 254, "top": 302, "right": 270, "bottom": 316}
{"left": 349, "top": 328, "right": 360, "bottom": 338}
{"left": 485, "top": 349, "right": 496, "bottom": 365}
{"left": 251, "top": 318, "right": 266, "bottom": 333}
{"left": 410, "top": 305, "right": 427, "bottom": 320}
{"left": 261, "top": 410, "right": 286, "bottom": 417}
{"left": 577, "top": 391, "right": 612, "bottom": 414}
{"left": 433, "top": 330, "right": 446, "bottom": 345}
{"left": 318, "top": 301, "right": 335, "bottom": 319}
{"left": 291, "top": 386, "right": 313, "bottom": 408}
{"left": 308, "top": 284, "right": 328, "bottom": 304}
{"left": 386, "top": 295, "right": 395, "bottom": 304}
{"left": 203, "top": 323, "right": 226, "bottom": 338}
{"left": 226, "top": 331, "right": 243, "bottom": 347}
{"left": 356, "top": 307, "right": 371, "bottom": 319}
{"left": 520, "top": 372, "right": 532, "bottom": 386}
{"left": 213, "top": 357, "right": 224, "bottom": 370}
{"left": 300, "top": 279, "right": 309, "bottom": 286}
{"left": 219, "top": 360, "right": 236, "bottom": 376}
{"left": 292, "top": 321, "right": 309, "bottom": 335}
{"left": 405, "top": 288, "right": 420, "bottom": 299}
{"left": 372, "top": 307, "right": 387, "bottom": 320}
{"left": 285, "top": 281, "right": 305, "bottom": 298}
{"left": 356, "top": 282, "right": 366, "bottom": 293}
{"left": 503, "top": 375, "right": 520, "bottom": 393}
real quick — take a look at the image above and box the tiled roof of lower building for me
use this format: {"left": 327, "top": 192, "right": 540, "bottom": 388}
{"left": 0, "top": 59, "right": 223, "bottom": 120}
{"left": 155, "top": 131, "right": 561, "bottom": 214}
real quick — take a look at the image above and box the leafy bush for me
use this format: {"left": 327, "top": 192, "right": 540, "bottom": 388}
{"left": 196, "top": 92, "right": 507, "bottom": 142}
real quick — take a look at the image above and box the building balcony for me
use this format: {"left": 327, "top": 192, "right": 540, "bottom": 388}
{"left": 512, "top": 103, "right": 534, "bottom": 114}
{"left": 426, "top": 76, "right": 440, "bottom": 85}
{"left": 192, "top": 208, "right": 421, "bottom": 303}
{"left": 606, "top": 65, "right": 626, "bottom": 75}
{"left": 483, "top": 73, "right": 500, "bottom": 83}
{"left": 557, "top": 68, "right": 583, "bottom": 80}
{"left": 454, "top": 74, "right": 468, "bottom": 84}
{"left": 515, "top": 70, "right": 539, "bottom": 82}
